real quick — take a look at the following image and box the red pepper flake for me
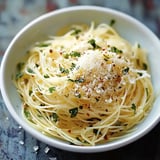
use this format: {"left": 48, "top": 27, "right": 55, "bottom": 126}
{"left": 116, "top": 75, "right": 121, "bottom": 83}
{"left": 101, "top": 62, "right": 104, "bottom": 66}
{"left": 104, "top": 134, "right": 108, "bottom": 140}
{"left": 87, "top": 113, "right": 90, "bottom": 116}
{"left": 68, "top": 130, "right": 71, "bottom": 133}
{"left": 49, "top": 49, "right": 53, "bottom": 53}
{"left": 99, "top": 77, "right": 104, "bottom": 82}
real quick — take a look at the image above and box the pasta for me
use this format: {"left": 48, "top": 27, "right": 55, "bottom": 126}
{"left": 15, "top": 22, "right": 154, "bottom": 146}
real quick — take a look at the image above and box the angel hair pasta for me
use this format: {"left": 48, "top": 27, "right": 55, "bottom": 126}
{"left": 15, "top": 22, "right": 154, "bottom": 146}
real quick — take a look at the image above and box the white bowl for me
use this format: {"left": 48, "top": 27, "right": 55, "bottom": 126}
{"left": 1, "top": 6, "right": 160, "bottom": 153}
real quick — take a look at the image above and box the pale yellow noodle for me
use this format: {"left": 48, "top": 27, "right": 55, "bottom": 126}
{"left": 14, "top": 22, "right": 154, "bottom": 146}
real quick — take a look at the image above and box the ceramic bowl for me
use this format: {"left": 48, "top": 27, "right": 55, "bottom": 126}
{"left": 1, "top": 6, "right": 160, "bottom": 153}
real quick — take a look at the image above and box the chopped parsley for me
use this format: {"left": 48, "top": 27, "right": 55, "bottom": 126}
{"left": 69, "top": 107, "right": 78, "bottom": 118}
{"left": 93, "top": 129, "right": 98, "bottom": 135}
{"left": 49, "top": 87, "right": 56, "bottom": 93}
{"left": 17, "top": 62, "right": 24, "bottom": 71}
{"left": 16, "top": 72, "right": 23, "bottom": 79}
{"left": 68, "top": 77, "right": 85, "bottom": 83}
{"left": 75, "top": 77, "right": 85, "bottom": 83}
{"left": 71, "top": 28, "right": 81, "bottom": 35}
{"left": 59, "top": 65, "right": 69, "bottom": 74}
{"left": 70, "top": 63, "right": 76, "bottom": 71}
{"left": 137, "top": 43, "right": 141, "bottom": 48}
{"left": 115, "top": 121, "right": 122, "bottom": 126}
{"left": 146, "top": 88, "right": 149, "bottom": 97}
{"left": 145, "top": 88, "right": 149, "bottom": 102}
{"left": 70, "top": 51, "right": 81, "bottom": 57}
{"left": 103, "top": 54, "right": 110, "bottom": 61}
{"left": 29, "top": 90, "right": 33, "bottom": 96}
{"left": 64, "top": 53, "right": 70, "bottom": 59}
{"left": 52, "top": 113, "right": 59, "bottom": 122}
{"left": 110, "top": 46, "right": 123, "bottom": 54}
{"left": 143, "top": 63, "right": 148, "bottom": 70}
{"left": 88, "top": 39, "right": 101, "bottom": 49}
{"left": 27, "top": 68, "right": 35, "bottom": 74}
{"left": 35, "top": 64, "right": 39, "bottom": 68}
{"left": 16, "top": 62, "right": 24, "bottom": 79}
{"left": 137, "top": 72, "right": 143, "bottom": 76}
{"left": 36, "top": 43, "right": 50, "bottom": 47}
{"left": 64, "top": 51, "right": 81, "bottom": 59}
{"left": 93, "top": 129, "right": 102, "bottom": 135}
{"left": 131, "top": 103, "right": 136, "bottom": 114}
{"left": 95, "top": 97, "right": 100, "bottom": 102}
{"left": 122, "top": 67, "right": 129, "bottom": 75}
{"left": 44, "top": 74, "right": 50, "bottom": 78}
{"left": 110, "top": 19, "right": 116, "bottom": 26}
{"left": 24, "top": 109, "right": 31, "bottom": 118}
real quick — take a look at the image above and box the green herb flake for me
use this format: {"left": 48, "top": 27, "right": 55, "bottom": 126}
{"left": 71, "top": 28, "right": 81, "bottom": 35}
{"left": 44, "top": 74, "right": 50, "bottom": 78}
{"left": 59, "top": 65, "right": 69, "bottom": 74}
{"left": 95, "top": 97, "right": 100, "bottom": 102}
{"left": 75, "top": 77, "right": 85, "bottom": 83}
{"left": 136, "top": 59, "right": 140, "bottom": 66}
{"left": 35, "top": 64, "right": 39, "bottom": 68}
{"left": 115, "top": 121, "right": 122, "bottom": 126}
{"left": 17, "top": 62, "right": 24, "bottom": 71}
{"left": 68, "top": 77, "right": 85, "bottom": 83}
{"left": 49, "top": 87, "right": 56, "bottom": 93}
{"left": 16, "top": 72, "right": 23, "bottom": 79}
{"left": 70, "top": 51, "right": 81, "bottom": 57}
{"left": 110, "top": 46, "right": 123, "bottom": 54}
{"left": 75, "top": 137, "right": 88, "bottom": 144}
{"left": 146, "top": 88, "right": 149, "bottom": 97}
{"left": 52, "top": 113, "right": 59, "bottom": 122}
{"left": 122, "top": 67, "right": 129, "bottom": 75}
{"left": 16, "top": 62, "right": 25, "bottom": 79}
{"left": 137, "top": 43, "right": 141, "bottom": 48}
{"left": 27, "top": 68, "right": 35, "bottom": 74}
{"left": 143, "top": 63, "right": 148, "bottom": 70}
{"left": 68, "top": 78, "right": 75, "bottom": 82}
{"left": 137, "top": 72, "right": 143, "bottom": 76}
{"left": 36, "top": 43, "right": 50, "bottom": 47}
{"left": 29, "top": 90, "right": 33, "bottom": 96}
{"left": 103, "top": 54, "right": 110, "bottom": 61}
{"left": 64, "top": 54, "right": 70, "bottom": 59}
{"left": 110, "top": 19, "right": 116, "bottom": 26}
{"left": 24, "top": 109, "right": 30, "bottom": 118}
{"left": 88, "top": 39, "right": 101, "bottom": 49}
{"left": 145, "top": 88, "right": 149, "bottom": 102}
{"left": 131, "top": 103, "right": 136, "bottom": 114}
{"left": 70, "top": 63, "right": 76, "bottom": 71}
{"left": 93, "top": 129, "right": 98, "bottom": 135}
{"left": 76, "top": 137, "right": 82, "bottom": 142}
{"left": 69, "top": 107, "right": 78, "bottom": 118}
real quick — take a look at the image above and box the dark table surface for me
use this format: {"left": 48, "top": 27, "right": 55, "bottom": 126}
{"left": 0, "top": 0, "right": 160, "bottom": 160}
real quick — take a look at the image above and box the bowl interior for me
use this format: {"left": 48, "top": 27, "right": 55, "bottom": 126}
{"left": 1, "top": 6, "right": 160, "bottom": 153}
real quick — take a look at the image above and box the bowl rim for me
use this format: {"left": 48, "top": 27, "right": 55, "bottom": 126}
{"left": 1, "top": 5, "right": 160, "bottom": 153}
